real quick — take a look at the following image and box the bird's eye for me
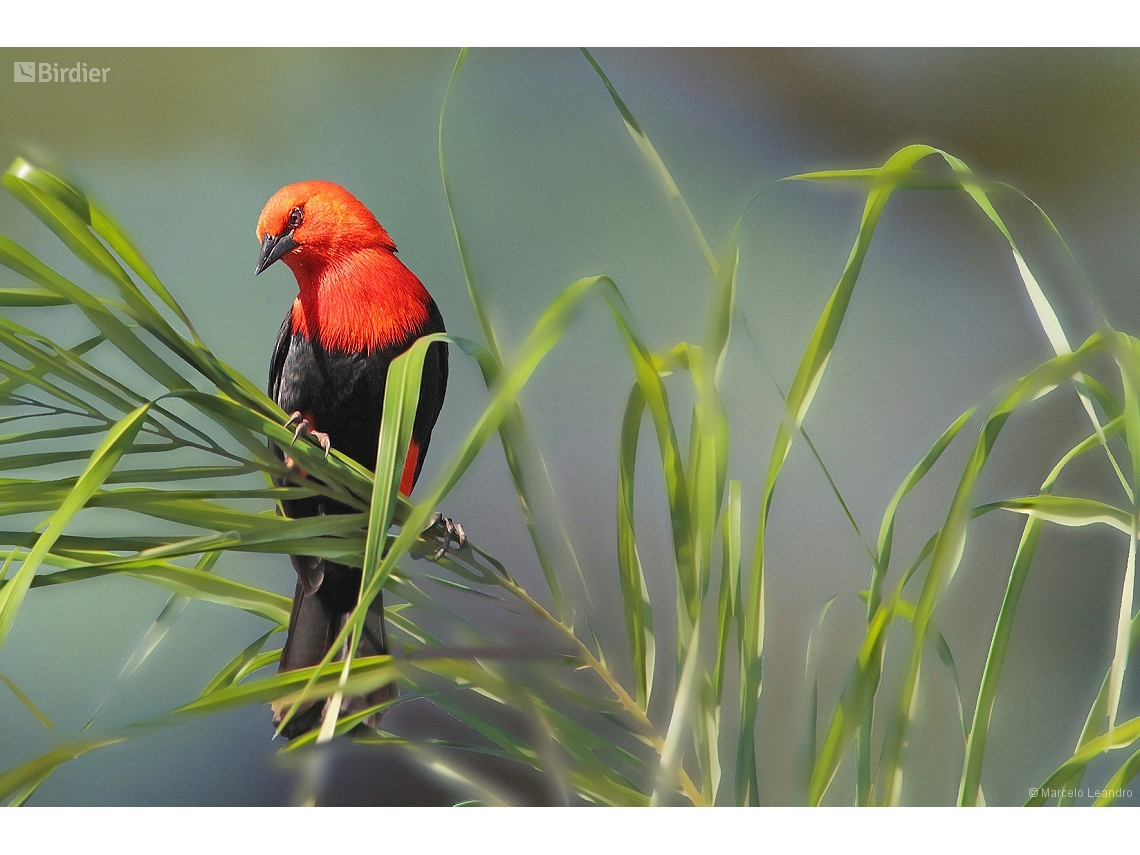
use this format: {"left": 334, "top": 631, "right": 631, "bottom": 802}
{"left": 287, "top": 207, "right": 303, "bottom": 230}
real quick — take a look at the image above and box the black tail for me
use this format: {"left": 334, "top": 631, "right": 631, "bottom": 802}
{"left": 273, "top": 559, "right": 396, "bottom": 740}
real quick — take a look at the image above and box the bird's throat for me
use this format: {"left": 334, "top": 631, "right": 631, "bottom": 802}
{"left": 289, "top": 248, "right": 432, "bottom": 353}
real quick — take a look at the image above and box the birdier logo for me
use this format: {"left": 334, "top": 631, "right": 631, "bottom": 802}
{"left": 13, "top": 62, "right": 109, "bottom": 83}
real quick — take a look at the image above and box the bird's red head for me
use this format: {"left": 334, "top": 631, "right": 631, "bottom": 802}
{"left": 255, "top": 180, "right": 396, "bottom": 278}
{"left": 254, "top": 180, "right": 433, "bottom": 353}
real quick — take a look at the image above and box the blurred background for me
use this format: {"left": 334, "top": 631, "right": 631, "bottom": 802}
{"left": 0, "top": 47, "right": 1138, "bottom": 805}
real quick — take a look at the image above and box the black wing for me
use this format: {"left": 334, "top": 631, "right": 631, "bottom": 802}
{"left": 268, "top": 312, "right": 292, "bottom": 403}
{"left": 267, "top": 310, "right": 324, "bottom": 591}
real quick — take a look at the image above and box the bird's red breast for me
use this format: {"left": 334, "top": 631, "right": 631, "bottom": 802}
{"left": 257, "top": 180, "right": 433, "bottom": 353}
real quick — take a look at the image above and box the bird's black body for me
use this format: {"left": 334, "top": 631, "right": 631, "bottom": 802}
{"left": 268, "top": 302, "right": 448, "bottom": 738}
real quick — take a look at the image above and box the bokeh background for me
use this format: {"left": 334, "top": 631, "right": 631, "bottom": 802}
{"left": 0, "top": 47, "right": 1138, "bottom": 805}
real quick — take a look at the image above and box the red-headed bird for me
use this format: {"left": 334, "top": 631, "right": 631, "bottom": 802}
{"left": 256, "top": 180, "right": 462, "bottom": 739}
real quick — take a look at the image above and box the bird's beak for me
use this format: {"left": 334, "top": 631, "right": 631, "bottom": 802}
{"left": 255, "top": 230, "right": 298, "bottom": 275}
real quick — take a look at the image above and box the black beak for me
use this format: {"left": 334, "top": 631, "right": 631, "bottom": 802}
{"left": 254, "top": 230, "right": 298, "bottom": 275}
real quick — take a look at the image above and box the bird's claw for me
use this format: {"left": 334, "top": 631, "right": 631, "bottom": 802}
{"left": 424, "top": 511, "right": 467, "bottom": 562}
{"left": 286, "top": 412, "right": 331, "bottom": 457}
{"left": 312, "top": 430, "right": 331, "bottom": 457}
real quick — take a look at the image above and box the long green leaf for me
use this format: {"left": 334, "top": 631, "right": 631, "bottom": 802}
{"left": 616, "top": 384, "right": 655, "bottom": 710}
{"left": 0, "top": 403, "right": 149, "bottom": 652}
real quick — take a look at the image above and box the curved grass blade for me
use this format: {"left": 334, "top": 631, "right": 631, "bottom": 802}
{"left": 0, "top": 235, "right": 190, "bottom": 394}
{"left": 803, "top": 593, "right": 837, "bottom": 802}
{"left": 0, "top": 403, "right": 149, "bottom": 653}
{"left": 871, "top": 407, "right": 976, "bottom": 615}
{"left": 1106, "top": 340, "right": 1140, "bottom": 738}
{"left": 793, "top": 154, "right": 1131, "bottom": 504}
{"left": 1026, "top": 711, "right": 1140, "bottom": 805}
{"left": 1092, "top": 746, "right": 1140, "bottom": 805}
{"left": 85, "top": 552, "right": 226, "bottom": 729}
{"left": 581, "top": 49, "right": 716, "bottom": 272}
{"left": 813, "top": 333, "right": 1114, "bottom": 806}
{"left": 7, "top": 160, "right": 277, "bottom": 412}
{"left": 807, "top": 593, "right": 897, "bottom": 805}
{"left": 23, "top": 555, "right": 291, "bottom": 626}
{"left": 616, "top": 383, "right": 655, "bottom": 710}
{"left": 199, "top": 628, "right": 282, "bottom": 698}
{"left": 0, "top": 736, "right": 127, "bottom": 804}
{"left": 933, "top": 150, "right": 1132, "bottom": 504}
{"left": 1055, "top": 604, "right": 1140, "bottom": 805}
{"left": 856, "top": 406, "right": 973, "bottom": 803}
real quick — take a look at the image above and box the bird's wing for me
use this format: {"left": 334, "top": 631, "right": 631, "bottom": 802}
{"left": 268, "top": 312, "right": 292, "bottom": 402}
{"left": 267, "top": 313, "right": 326, "bottom": 595}
{"left": 409, "top": 300, "right": 449, "bottom": 487}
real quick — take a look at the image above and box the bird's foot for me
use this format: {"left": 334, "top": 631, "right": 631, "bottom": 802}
{"left": 286, "top": 411, "right": 331, "bottom": 457}
{"left": 423, "top": 511, "right": 467, "bottom": 562}
{"left": 312, "top": 430, "right": 331, "bottom": 457}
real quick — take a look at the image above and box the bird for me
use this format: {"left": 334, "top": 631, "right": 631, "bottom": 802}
{"left": 255, "top": 180, "right": 464, "bottom": 739}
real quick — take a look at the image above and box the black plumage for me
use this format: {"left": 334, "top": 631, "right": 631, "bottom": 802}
{"left": 268, "top": 303, "right": 448, "bottom": 738}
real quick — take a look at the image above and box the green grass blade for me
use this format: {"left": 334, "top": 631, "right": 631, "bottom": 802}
{"left": 1055, "top": 606, "right": 1140, "bottom": 805}
{"left": 0, "top": 737, "right": 127, "bottom": 803}
{"left": 1026, "top": 711, "right": 1140, "bottom": 805}
{"left": 581, "top": 49, "right": 717, "bottom": 273}
{"left": 0, "top": 671, "right": 53, "bottom": 729}
{"left": 616, "top": 383, "right": 655, "bottom": 710}
{"left": 82, "top": 553, "right": 218, "bottom": 730}
{"left": 1092, "top": 747, "right": 1140, "bottom": 805}
{"left": 439, "top": 49, "right": 501, "bottom": 362}
{"left": 872, "top": 407, "right": 976, "bottom": 614}
{"left": 0, "top": 288, "right": 68, "bottom": 307}
{"left": 803, "top": 594, "right": 838, "bottom": 801}
{"left": 199, "top": 628, "right": 281, "bottom": 698}
{"left": 0, "top": 403, "right": 149, "bottom": 653}
{"left": 808, "top": 595, "right": 897, "bottom": 805}
{"left": 713, "top": 480, "right": 741, "bottom": 704}
{"left": 984, "top": 494, "right": 1134, "bottom": 533}
{"left": 6, "top": 160, "right": 272, "bottom": 409}
{"left": 795, "top": 154, "right": 1130, "bottom": 504}
{"left": 934, "top": 149, "right": 1132, "bottom": 504}
{"left": 17, "top": 551, "right": 292, "bottom": 625}
{"left": 959, "top": 511, "right": 1046, "bottom": 806}
{"left": 0, "top": 235, "right": 190, "bottom": 394}
{"left": 364, "top": 333, "right": 440, "bottom": 587}
{"left": 650, "top": 618, "right": 702, "bottom": 805}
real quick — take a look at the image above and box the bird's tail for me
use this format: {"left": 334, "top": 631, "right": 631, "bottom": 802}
{"left": 273, "top": 560, "right": 397, "bottom": 740}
